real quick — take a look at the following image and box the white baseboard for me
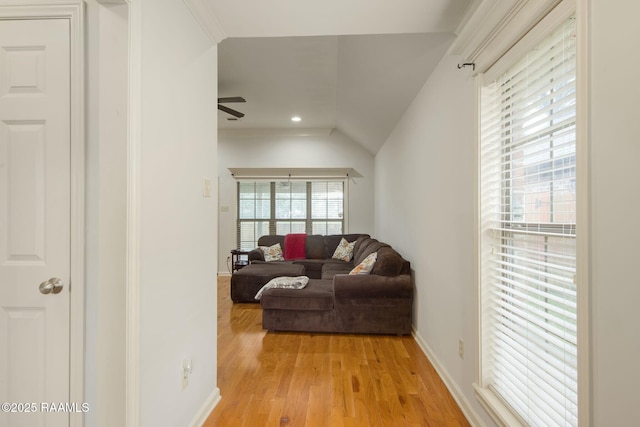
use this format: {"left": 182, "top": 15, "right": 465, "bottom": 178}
{"left": 411, "top": 328, "right": 486, "bottom": 427}
{"left": 218, "top": 272, "right": 232, "bottom": 277}
{"left": 189, "top": 388, "right": 221, "bottom": 427}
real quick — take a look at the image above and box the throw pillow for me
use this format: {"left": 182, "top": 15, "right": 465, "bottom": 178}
{"left": 259, "top": 243, "right": 284, "bottom": 262}
{"left": 332, "top": 238, "right": 355, "bottom": 262}
{"left": 349, "top": 252, "right": 377, "bottom": 275}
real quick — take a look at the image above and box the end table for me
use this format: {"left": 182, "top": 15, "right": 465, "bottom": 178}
{"left": 230, "top": 249, "right": 250, "bottom": 272}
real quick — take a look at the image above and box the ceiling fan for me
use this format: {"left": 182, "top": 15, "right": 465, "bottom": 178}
{"left": 218, "top": 96, "right": 246, "bottom": 119}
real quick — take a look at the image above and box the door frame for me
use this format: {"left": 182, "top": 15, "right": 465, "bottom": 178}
{"left": 0, "top": 3, "right": 85, "bottom": 425}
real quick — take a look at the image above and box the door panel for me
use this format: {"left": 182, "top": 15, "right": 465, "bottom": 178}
{"left": 0, "top": 18, "right": 71, "bottom": 427}
{"left": 4, "top": 122, "right": 46, "bottom": 263}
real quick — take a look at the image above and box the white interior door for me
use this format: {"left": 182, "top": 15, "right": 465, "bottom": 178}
{"left": 0, "top": 18, "right": 71, "bottom": 427}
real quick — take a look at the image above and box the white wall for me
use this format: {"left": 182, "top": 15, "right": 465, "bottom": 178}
{"left": 376, "top": 3, "right": 640, "bottom": 425}
{"left": 84, "top": 1, "right": 219, "bottom": 425}
{"left": 217, "top": 130, "right": 374, "bottom": 273}
{"left": 588, "top": 0, "right": 640, "bottom": 423}
{"left": 84, "top": 2, "right": 128, "bottom": 426}
{"left": 375, "top": 53, "right": 494, "bottom": 426}
{"left": 138, "top": 0, "right": 219, "bottom": 426}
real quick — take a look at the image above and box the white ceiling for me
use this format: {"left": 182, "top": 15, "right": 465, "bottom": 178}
{"left": 212, "top": 0, "right": 475, "bottom": 154}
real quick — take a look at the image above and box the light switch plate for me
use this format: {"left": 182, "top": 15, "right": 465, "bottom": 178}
{"left": 202, "top": 177, "right": 212, "bottom": 198}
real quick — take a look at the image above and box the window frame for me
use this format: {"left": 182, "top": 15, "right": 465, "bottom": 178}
{"left": 236, "top": 178, "right": 348, "bottom": 250}
{"left": 473, "top": 1, "right": 589, "bottom": 426}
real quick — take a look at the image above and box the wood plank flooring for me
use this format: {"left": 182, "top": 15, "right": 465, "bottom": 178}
{"left": 203, "top": 276, "right": 470, "bottom": 427}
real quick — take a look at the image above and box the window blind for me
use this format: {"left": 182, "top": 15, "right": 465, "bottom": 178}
{"left": 480, "top": 15, "right": 577, "bottom": 427}
{"left": 275, "top": 181, "right": 307, "bottom": 234}
{"left": 238, "top": 182, "right": 271, "bottom": 250}
{"left": 311, "top": 181, "right": 344, "bottom": 235}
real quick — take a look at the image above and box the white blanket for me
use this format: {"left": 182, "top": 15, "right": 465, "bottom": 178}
{"left": 254, "top": 275, "right": 310, "bottom": 300}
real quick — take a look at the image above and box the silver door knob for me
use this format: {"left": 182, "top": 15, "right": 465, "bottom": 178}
{"left": 39, "top": 278, "right": 64, "bottom": 294}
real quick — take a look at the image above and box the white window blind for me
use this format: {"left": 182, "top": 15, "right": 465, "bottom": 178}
{"left": 275, "top": 181, "right": 307, "bottom": 234}
{"left": 480, "top": 15, "right": 577, "bottom": 427}
{"left": 238, "top": 182, "right": 271, "bottom": 250}
{"left": 311, "top": 181, "right": 344, "bottom": 235}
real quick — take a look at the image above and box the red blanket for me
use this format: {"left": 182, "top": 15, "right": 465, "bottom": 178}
{"left": 283, "top": 233, "right": 307, "bottom": 260}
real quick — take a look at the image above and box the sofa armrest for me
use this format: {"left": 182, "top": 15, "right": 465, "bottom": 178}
{"left": 333, "top": 274, "right": 413, "bottom": 301}
{"left": 248, "top": 248, "right": 265, "bottom": 263}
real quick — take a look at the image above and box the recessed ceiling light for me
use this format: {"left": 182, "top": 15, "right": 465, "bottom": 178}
{"left": 291, "top": 116, "right": 301, "bottom": 122}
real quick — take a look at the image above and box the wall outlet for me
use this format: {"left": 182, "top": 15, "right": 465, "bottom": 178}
{"left": 458, "top": 338, "right": 464, "bottom": 359}
{"left": 181, "top": 358, "right": 192, "bottom": 390}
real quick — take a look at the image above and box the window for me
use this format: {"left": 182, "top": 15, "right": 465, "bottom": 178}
{"left": 237, "top": 180, "right": 345, "bottom": 250}
{"left": 479, "top": 15, "right": 577, "bottom": 426}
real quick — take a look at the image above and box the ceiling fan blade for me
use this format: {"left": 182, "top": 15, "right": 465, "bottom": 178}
{"left": 217, "top": 96, "right": 246, "bottom": 103}
{"left": 218, "top": 104, "right": 245, "bottom": 118}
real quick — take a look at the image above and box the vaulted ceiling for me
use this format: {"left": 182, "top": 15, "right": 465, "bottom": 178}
{"left": 210, "top": 0, "right": 477, "bottom": 154}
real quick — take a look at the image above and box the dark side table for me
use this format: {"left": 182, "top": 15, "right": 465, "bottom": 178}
{"left": 230, "top": 249, "right": 250, "bottom": 272}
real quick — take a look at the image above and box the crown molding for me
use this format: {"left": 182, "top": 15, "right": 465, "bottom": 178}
{"left": 182, "top": 0, "right": 227, "bottom": 44}
{"left": 448, "top": 0, "right": 562, "bottom": 74}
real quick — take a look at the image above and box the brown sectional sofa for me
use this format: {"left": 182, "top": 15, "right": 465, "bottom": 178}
{"left": 237, "top": 234, "right": 413, "bottom": 335}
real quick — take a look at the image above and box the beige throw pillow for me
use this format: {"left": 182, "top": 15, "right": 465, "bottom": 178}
{"left": 349, "top": 252, "right": 377, "bottom": 275}
{"left": 332, "top": 238, "right": 355, "bottom": 262}
{"left": 259, "top": 243, "right": 284, "bottom": 262}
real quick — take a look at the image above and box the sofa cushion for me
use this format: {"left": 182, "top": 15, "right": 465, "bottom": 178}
{"left": 292, "top": 259, "right": 326, "bottom": 279}
{"left": 371, "top": 247, "right": 405, "bottom": 277}
{"left": 321, "top": 261, "right": 353, "bottom": 280}
{"left": 353, "top": 237, "right": 375, "bottom": 264}
{"left": 260, "top": 279, "right": 334, "bottom": 311}
{"left": 305, "top": 235, "right": 325, "bottom": 259}
{"left": 352, "top": 235, "right": 370, "bottom": 260}
{"left": 354, "top": 239, "right": 389, "bottom": 265}
{"left": 257, "top": 235, "right": 285, "bottom": 248}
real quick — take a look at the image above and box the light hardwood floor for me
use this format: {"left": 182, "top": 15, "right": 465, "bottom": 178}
{"left": 203, "top": 276, "right": 470, "bottom": 427}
